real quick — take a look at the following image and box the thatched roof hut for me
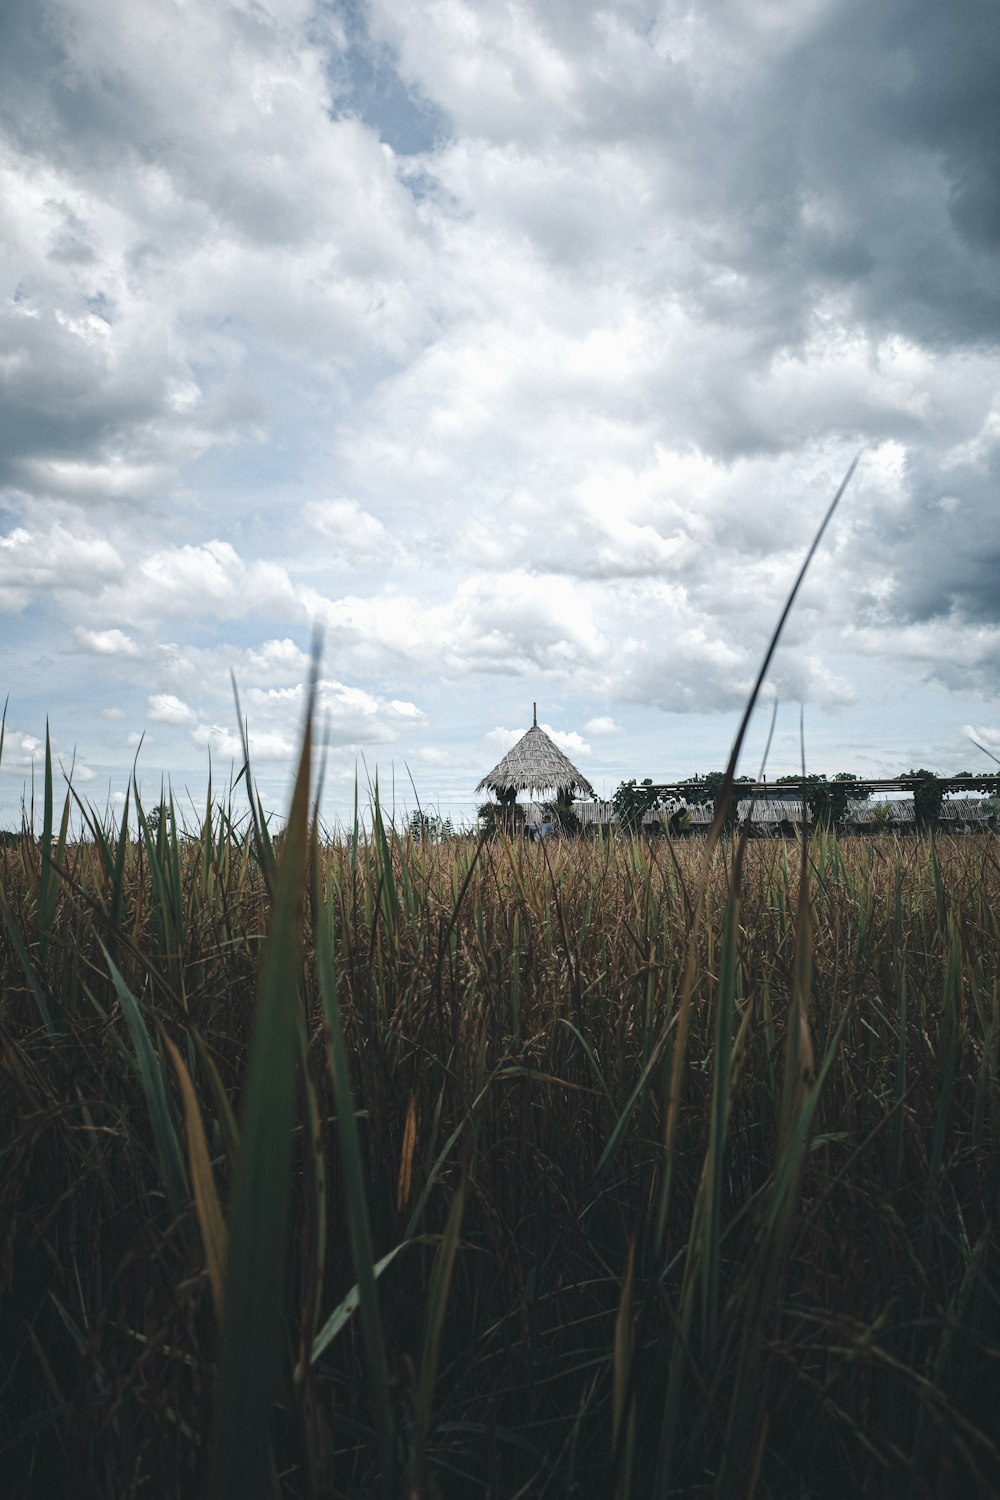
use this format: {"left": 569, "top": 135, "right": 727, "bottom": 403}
{"left": 477, "top": 705, "right": 595, "bottom": 803}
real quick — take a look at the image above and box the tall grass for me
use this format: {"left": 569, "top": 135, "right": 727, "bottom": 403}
{"left": 2, "top": 745, "right": 999, "bottom": 1495}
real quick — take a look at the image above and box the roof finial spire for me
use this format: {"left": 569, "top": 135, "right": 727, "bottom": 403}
{"left": 533, "top": 701, "right": 537, "bottom": 728}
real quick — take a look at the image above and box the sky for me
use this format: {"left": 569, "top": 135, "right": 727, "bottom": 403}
{"left": 2, "top": 0, "right": 1000, "bottom": 829}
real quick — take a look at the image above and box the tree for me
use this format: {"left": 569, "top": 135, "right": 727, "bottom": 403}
{"left": 612, "top": 778, "right": 662, "bottom": 836}
{"left": 951, "top": 770, "right": 998, "bottom": 794}
{"left": 542, "top": 800, "right": 581, "bottom": 835}
{"left": 774, "top": 772, "right": 867, "bottom": 830}
{"left": 775, "top": 772, "right": 826, "bottom": 826}
{"left": 681, "top": 772, "right": 752, "bottom": 832}
{"left": 478, "top": 800, "right": 517, "bottom": 837}
{"left": 902, "top": 769, "right": 944, "bottom": 830}
{"left": 407, "top": 808, "right": 453, "bottom": 843}
{"left": 832, "top": 771, "right": 867, "bottom": 829}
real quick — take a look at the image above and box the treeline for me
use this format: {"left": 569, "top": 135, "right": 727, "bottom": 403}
{"left": 611, "top": 768, "right": 999, "bottom": 834}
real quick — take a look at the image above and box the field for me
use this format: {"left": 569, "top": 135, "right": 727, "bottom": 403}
{"left": 2, "top": 742, "right": 1000, "bottom": 1497}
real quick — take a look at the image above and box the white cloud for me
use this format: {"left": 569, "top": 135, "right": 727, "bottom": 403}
{"left": 484, "top": 725, "right": 528, "bottom": 753}
{"left": 413, "top": 746, "right": 453, "bottom": 766}
{"left": 306, "top": 571, "right": 605, "bottom": 678}
{"left": 848, "top": 618, "right": 1000, "bottom": 694}
{"left": 23, "top": 457, "right": 176, "bottom": 506}
{"left": 484, "top": 721, "right": 590, "bottom": 758}
{"left": 148, "top": 693, "right": 196, "bottom": 726}
{"left": 192, "top": 723, "right": 293, "bottom": 762}
{"left": 544, "top": 725, "right": 591, "bottom": 757}
{"left": 0, "top": 524, "right": 122, "bottom": 612}
{"left": 95, "top": 541, "right": 300, "bottom": 626}
{"left": 964, "top": 724, "right": 1000, "bottom": 760}
{"left": 244, "top": 639, "right": 311, "bottom": 678}
{"left": 76, "top": 627, "right": 140, "bottom": 656}
{"left": 0, "top": 724, "right": 94, "bottom": 791}
{"left": 306, "top": 499, "right": 389, "bottom": 554}
{"left": 585, "top": 715, "right": 620, "bottom": 735}
{"left": 188, "top": 676, "right": 425, "bottom": 764}
{"left": 0, "top": 728, "right": 43, "bottom": 769}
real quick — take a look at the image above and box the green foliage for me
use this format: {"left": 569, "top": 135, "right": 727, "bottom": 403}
{"left": 542, "top": 799, "right": 581, "bottom": 835}
{"left": 406, "top": 807, "right": 454, "bottom": 843}
{"left": 476, "top": 799, "right": 504, "bottom": 836}
{"left": 903, "top": 767, "right": 945, "bottom": 829}
{"left": 681, "top": 770, "right": 753, "bottom": 829}
{"left": 611, "top": 776, "right": 661, "bottom": 835}
{"left": 951, "top": 770, "right": 998, "bottom": 791}
{"left": 680, "top": 770, "right": 725, "bottom": 807}
{"left": 775, "top": 771, "right": 867, "bottom": 828}
{"left": 208, "top": 707, "right": 313, "bottom": 1498}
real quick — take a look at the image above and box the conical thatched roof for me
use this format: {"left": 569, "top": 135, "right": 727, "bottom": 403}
{"left": 477, "top": 706, "right": 594, "bottom": 799}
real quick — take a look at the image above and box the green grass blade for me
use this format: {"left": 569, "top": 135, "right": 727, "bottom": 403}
{"left": 164, "top": 1032, "right": 229, "bottom": 1320}
{"left": 37, "top": 721, "right": 55, "bottom": 959}
{"left": 613, "top": 1240, "right": 637, "bottom": 1500}
{"left": 559, "top": 1017, "right": 614, "bottom": 1105}
{"left": 208, "top": 705, "right": 313, "bottom": 1500}
{"left": 191, "top": 1026, "right": 240, "bottom": 1170}
{"left": 317, "top": 895, "right": 396, "bottom": 1490}
{"left": 0, "top": 884, "right": 54, "bottom": 1032}
{"left": 416, "top": 1172, "right": 466, "bottom": 1451}
{"left": 100, "top": 941, "right": 189, "bottom": 1225}
{"left": 311, "top": 1242, "right": 412, "bottom": 1364}
{"left": 702, "top": 878, "right": 742, "bottom": 1357}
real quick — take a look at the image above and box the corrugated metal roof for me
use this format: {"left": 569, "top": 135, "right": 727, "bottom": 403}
{"left": 737, "top": 797, "right": 810, "bottom": 823}
{"left": 568, "top": 795, "right": 996, "bottom": 830}
{"left": 842, "top": 797, "right": 994, "bottom": 824}
{"left": 845, "top": 798, "right": 912, "bottom": 824}
{"left": 939, "top": 798, "right": 994, "bottom": 821}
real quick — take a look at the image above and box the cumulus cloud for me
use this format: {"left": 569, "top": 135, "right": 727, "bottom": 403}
{"left": 965, "top": 724, "right": 1000, "bottom": 761}
{"left": 485, "top": 722, "right": 591, "bottom": 758}
{"left": 412, "top": 746, "right": 453, "bottom": 766}
{"left": 192, "top": 723, "right": 293, "bottom": 763}
{"left": 189, "top": 676, "right": 424, "bottom": 764}
{"left": 306, "top": 570, "right": 605, "bottom": 679}
{"left": 148, "top": 693, "right": 196, "bottom": 726}
{"left": 547, "top": 726, "right": 590, "bottom": 757}
{"left": 75, "top": 626, "right": 139, "bottom": 655}
{"left": 0, "top": 523, "right": 122, "bottom": 611}
{"left": 244, "top": 638, "right": 312, "bottom": 679}
{"left": 0, "top": 0, "right": 432, "bottom": 531}
{"left": 4, "top": 0, "right": 1000, "bottom": 821}
{"left": 849, "top": 618, "right": 1000, "bottom": 696}
{"left": 306, "top": 499, "right": 390, "bottom": 555}
{"left": 91, "top": 541, "right": 301, "bottom": 627}
{"left": 0, "top": 727, "right": 44, "bottom": 769}
{"left": 0, "top": 720, "right": 94, "bottom": 784}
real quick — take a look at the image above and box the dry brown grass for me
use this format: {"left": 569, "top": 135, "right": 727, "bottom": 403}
{"left": 2, "top": 794, "right": 999, "bottom": 1497}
